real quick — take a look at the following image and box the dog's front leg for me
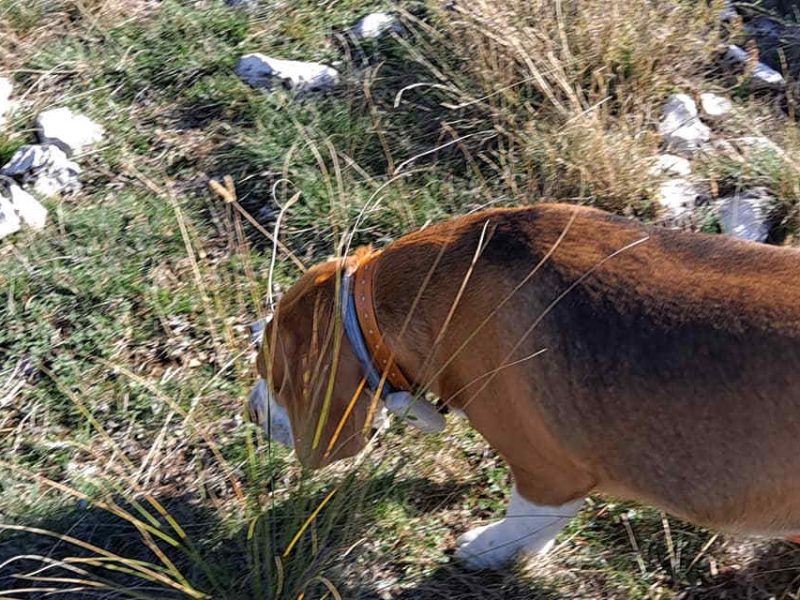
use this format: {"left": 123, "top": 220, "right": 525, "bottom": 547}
{"left": 455, "top": 485, "right": 584, "bottom": 570}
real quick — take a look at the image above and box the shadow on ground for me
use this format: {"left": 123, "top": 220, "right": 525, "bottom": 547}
{"left": 0, "top": 475, "right": 473, "bottom": 599}
{"left": 382, "top": 535, "right": 800, "bottom": 600}
{"left": 0, "top": 494, "right": 222, "bottom": 599}
{"left": 3, "top": 480, "right": 800, "bottom": 599}
{"left": 678, "top": 540, "right": 800, "bottom": 600}
{"left": 358, "top": 563, "right": 564, "bottom": 600}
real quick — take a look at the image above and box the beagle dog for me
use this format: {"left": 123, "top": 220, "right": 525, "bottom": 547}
{"left": 249, "top": 203, "right": 800, "bottom": 570}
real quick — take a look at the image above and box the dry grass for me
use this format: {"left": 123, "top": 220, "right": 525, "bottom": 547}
{"left": 394, "top": 0, "right": 726, "bottom": 213}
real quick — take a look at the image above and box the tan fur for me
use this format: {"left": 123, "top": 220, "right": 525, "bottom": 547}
{"left": 259, "top": 203, "right": 800, "bottom": 536}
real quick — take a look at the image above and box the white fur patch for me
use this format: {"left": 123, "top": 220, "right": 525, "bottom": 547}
{"left": 384, "top": 391, "right": 445, "bottom": 433}
{"left": 247, "top": 379, "right": 294, "bottom": 447}
{"left": 450, "top": 407, "right": 468, "bottom": 420}
{"left": 371, "top": 404, "right": 390, "bottom": 433}
{"left": 455, "top": 486, "right": 583, "bottom": 570}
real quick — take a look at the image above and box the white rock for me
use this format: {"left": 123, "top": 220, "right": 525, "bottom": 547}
{"left": 659, "top": 94, "right": 698, "bottom": 133}
{"left": 0, "top": 193, "right": 21, "bottom": 239}
{"left": 36, "top": 107, "right": 104, "bottom": 157}
{"left": 752, "top": 64, "right": 785, "bottom": 91}
{"left": 0, "top": 78, "right": 12, "bottom": 129}
{"left": 718, "top": 189, "right": 773, "bottom": 242}
{"left": 235, "top": 54, "right": 339, "bottom": 93}
{"left": 724, "top": 45, "right": 785, "bottom": 91}
{"left": 659, "top": 94, "right": 710, "bottom": 156}
{"left": 8, "top": 183, "right": 47, "bottom": 230}
{"left": 351, "top": 12, "right": 401, "bottom": 40}
{"left": 664, "top": 122, "right": 711, "bottom": 156}
{"left": 1, "top": 144, "right": 82, "bottom": 197}
{"left": 649, "top": 154, "right": 692, "bottom": 177}
{"left": 725, "top": 45, "right": 749, "bottom": 64}
{"left": 720, "top": 0, "right": 738, "bottom": 22}
{"left": 657, "top": 178, "right": 703, "bottom": 217}
{"left": 700, "top": 93, "right": 733, "bottom": 120}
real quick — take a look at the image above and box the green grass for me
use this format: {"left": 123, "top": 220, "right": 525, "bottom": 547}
{"left": 3, "top": 0, "right": 800, "bottom": 598}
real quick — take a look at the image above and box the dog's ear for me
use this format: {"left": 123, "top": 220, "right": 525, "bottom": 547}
{"left": 253, "top": 312, "right": 289, "bottom": 389}
{"left": 255, "top": 318, "right": 294, "bottom": 398}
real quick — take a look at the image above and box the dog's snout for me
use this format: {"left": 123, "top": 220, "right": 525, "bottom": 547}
{"left": 247, "top": 379, "right": 268, "bottom": 424}
{"left": 247, "top": 379, "right": 293, "bottom": 447}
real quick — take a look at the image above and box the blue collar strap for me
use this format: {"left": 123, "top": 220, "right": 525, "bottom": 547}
{"left": 340, "top": 270, "right": 397, "bottom": 399}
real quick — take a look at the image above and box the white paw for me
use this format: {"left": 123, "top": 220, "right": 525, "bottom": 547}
{"left": 454, "top": 523, "right": 523, "bottom": 570}
{"left": 537, "top": 537, "right": 556, "bottom": 555}
{"left": 453, "top": 488, "right": 583, "bottom": 571}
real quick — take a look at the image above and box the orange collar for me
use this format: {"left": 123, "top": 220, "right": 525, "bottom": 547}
{"left": 352, "top": 255, "right": 414, "bottom": 392}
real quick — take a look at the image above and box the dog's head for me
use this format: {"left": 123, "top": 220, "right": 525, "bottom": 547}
{"left": 250, "top": 251, "right": 381, "bottom": 469}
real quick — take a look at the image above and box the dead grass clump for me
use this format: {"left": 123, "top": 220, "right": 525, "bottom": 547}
{"left": 520, "top": 111, "right": 662, "bottom": 215}
{"left": 420, "top": 0, "right": 726, "bottom": 210}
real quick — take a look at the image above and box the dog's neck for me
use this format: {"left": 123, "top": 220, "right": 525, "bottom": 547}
{"left": 365, "top": 245, "right": 468, "bottom": 411}
{"left": 343, "top": 253, "right": 446, "bottom": 432}
{"left": 348, "top": 253, "right": 415, "bottom": 394}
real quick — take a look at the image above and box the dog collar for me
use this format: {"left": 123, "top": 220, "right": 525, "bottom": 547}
{"left": 341, "top": 256, "right": 413, "bottom": 397}
{"left": 340, "top": 257, "right": 447, "bottom": 433}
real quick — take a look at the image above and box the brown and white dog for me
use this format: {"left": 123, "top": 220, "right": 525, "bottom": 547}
{"left": 249, "top": 203, "right": 800, "bottom": 570}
